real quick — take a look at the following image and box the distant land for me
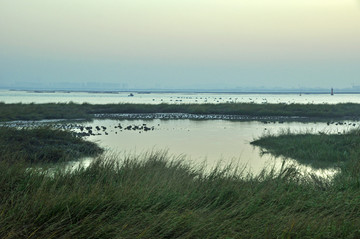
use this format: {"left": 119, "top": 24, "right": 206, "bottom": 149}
{"left": 1, "top": 81, "right": 360, "bottom": 94}
{"left": 5, "top": 89, "right": 360, "bottom": 95}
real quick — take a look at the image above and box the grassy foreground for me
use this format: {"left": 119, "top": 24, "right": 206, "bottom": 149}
{"left": 251, "top": 129, "right": 360, "bottom": 168}
{"left": 1, "top": 102, "right": 360, "bottom": 121}
{"left": 2, "top": 152, "right": 360, "bottom": 238}
{"left": 2, "top": 127, "right": 360, "bottom": 238}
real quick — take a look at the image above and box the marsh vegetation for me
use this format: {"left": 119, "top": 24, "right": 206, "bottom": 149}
{"left": 251, "top": 129, "right": 360, "bottom": 168}
{"left": 0, "top": 127, "right": 103, "bottom": 163}
{"left": 2, "top": 102, "right": 360, "bottom": 121}
{"left": 1, "top": 126, "right": 360, "bottom": 238}
{"left": 1, "top": 152, "right": 360, "bottom": 238}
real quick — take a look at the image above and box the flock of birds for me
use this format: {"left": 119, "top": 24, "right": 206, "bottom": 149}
{"left": 261, "top": 121, "right": 357, "bottom": 127}
{"left": 95, "top": 113, "right": 298, "bottom": 121}
{"left": 148, "top": 96, "right": 266, "bottom": 104}
{"left": 326, "top": 121, "right": 357, "bottom": 127}
{"left": 50, "top": 123, "right": 158, "bottom": 137}
{"left": 45, "top": 118, "right": 359, "bottom": 138}
{"left": 128, "top": 95, "right": 339, "bottom": 105}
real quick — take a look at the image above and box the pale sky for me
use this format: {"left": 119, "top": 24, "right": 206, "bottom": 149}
{"left": 1, "top": 0, "right": 360, "bottom": 89}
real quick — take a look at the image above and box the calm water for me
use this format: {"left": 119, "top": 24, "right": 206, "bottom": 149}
{"left": 2, "top": 90, "right": 360, "bottom": 104}
{"left": 64, "top": 119, "right": 352, "bottom": 176}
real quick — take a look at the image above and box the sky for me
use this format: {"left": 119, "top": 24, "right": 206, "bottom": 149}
{"left": 1, "top": 0, "right": 360, "bottom": 90}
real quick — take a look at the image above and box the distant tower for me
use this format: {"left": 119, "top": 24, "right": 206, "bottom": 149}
{"left": 331, "top": 88, "right": 334, "bottom": 96}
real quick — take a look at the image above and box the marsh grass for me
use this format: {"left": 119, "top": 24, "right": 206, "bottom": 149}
{"left": 2, "top": 127, "right": 360, "bottom": 238}
{"left": 1, "top": 151, "right": 360, "bottom": 238}
{"left": 251, "top": 128, "right": 360, "bottom": 168}
{"left": 0, "top": 126, "right": 103, "bottom": 163}
{"left": 1, "top": 102, "right": 360, "bottom": 121}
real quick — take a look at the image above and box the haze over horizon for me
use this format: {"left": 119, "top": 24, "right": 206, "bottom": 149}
{"left": 1, "top": 0, "right": 360, "bottom": 90}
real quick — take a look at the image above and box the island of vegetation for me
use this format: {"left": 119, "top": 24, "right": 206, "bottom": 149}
{"left": 251, "top": 129, "right": 360, "bottom": 168}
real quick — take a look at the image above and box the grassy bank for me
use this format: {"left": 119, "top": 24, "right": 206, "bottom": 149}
{"left": 0, "top": 126, "right": 103, "bottom": 163}
{"left": 251, "top": 129, "right": 360, "bottom": 168}
{"left": 1, "top": 152, "right": 360, "bottom": 238}
{"left": 1, "top": 102, "right": 360, "bottom": 121}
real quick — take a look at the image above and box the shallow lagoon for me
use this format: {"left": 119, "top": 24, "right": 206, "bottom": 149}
{"left": 65, "top": 118, "right": 356, "bottom": 177}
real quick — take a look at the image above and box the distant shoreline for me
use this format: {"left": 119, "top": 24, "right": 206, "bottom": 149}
{"left": 3, "top": 88, "right": 360, "bottom": 95}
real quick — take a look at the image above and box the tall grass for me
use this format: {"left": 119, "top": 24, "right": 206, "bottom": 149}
{"left": 2, "top": 126, "right": 360, "bottom": 238}
{"left": 1, "top": 151, "right": 360, "bottom": 238}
